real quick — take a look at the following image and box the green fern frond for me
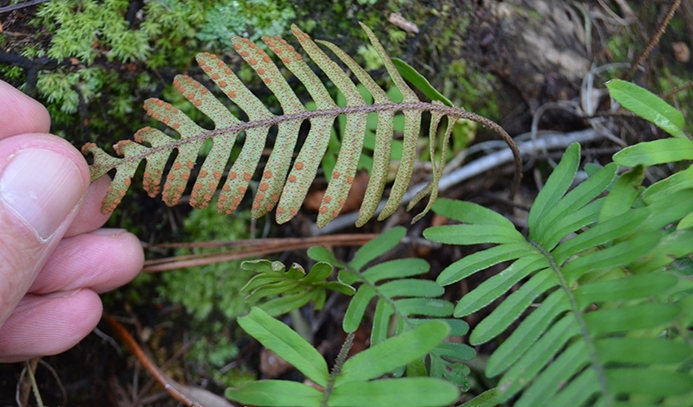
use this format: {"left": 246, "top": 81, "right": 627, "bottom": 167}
{"left": 425, "top": 143, "right": 693, "bottom": 406}
{"left": 228, "top": 307, "right": 460, "bottom": 407}
{"left": 309, "top": 226, "right": 474, "bottom": 388}
{"left": 239, "top": 259, "right": 354, "bottom": 317}
{"left": 81, "top": 23, "right": 520, "bottom": 228}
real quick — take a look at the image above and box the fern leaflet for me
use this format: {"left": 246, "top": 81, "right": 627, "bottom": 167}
{"left": 82, "top": 23, "right": 520, "bottom": 228}
{"left": 309, "top": 226, "right": 474, "bottom": 388}
{"left": 228, "top": 307, "right": 459, "bottom": 407}
{"left": 240, "top": 259, "right": 354, "bottom": 316}
{"left": 239, "top": 227, "right": 474, "bottom": 388}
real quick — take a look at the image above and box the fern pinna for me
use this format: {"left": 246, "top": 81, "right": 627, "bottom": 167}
{"left": 228, "top": 307, "right": 459, "bottom": 407}
{"left": 235, "top": 227, "right": 474, "bottom": 388}
{"left": 425, "top": 143, "right": 693, "bottom": 407}
{"left": 309, "top": 227, "right": 474, "bottom": 388}
{"left": 240, "top": 259, "right": 354, "bottom": 317}
{"left": 81, "top": 23, "right": 520, "bottom": 228}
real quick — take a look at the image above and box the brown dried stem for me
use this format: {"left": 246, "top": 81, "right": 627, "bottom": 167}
{"left": 142, "top": 233, "right": 378, "bottom": 273}
{"left": 660, "top": 81, "right": 693, "bottom": 99}
{"left": 103, "top": 313, "right": 199, "bottom": 407}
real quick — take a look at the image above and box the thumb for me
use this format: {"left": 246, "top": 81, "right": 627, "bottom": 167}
{"left": 0, "top": 135, "right": 89, "bottom": 328}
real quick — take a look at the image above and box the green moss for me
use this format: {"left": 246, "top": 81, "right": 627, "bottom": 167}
{"left": 157, "top": 200, "right": 254, "bottom": 321}
{"left": 148, "top": 201, "right": 258, "bottom": 384}
{"left": 0, "top": 65, "right": 24, "bottom": 82}
{"left": 357, "top": 44, "right": 385, "bottom": 70}
{"left": 21, "top": 44, "right": 46, "bottom": 59}
{"left": 33, "top": 0, "right": 150, "bottom": 65}
{"left": 2, "top": 0, "right": 297, "bottom": 142}
{"left": 31, "top": 0, "right": 294, "bottom": 67}
{"left": 444, "top": 60, "right": 500, "bottom": 120}
{"left": 606, "top": 36, "right": 628, "bottom": 62}
{"left": 36, "top": 67, "right": 107, "bottom": 115}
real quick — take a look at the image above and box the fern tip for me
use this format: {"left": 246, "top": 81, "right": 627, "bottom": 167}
{"left": 80, "top": 142, "right": 96, "bottom": 155}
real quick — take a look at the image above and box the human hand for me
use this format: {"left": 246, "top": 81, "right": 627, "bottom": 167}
{"left": 0, "top": 80, "right": 143, "bottom": 362}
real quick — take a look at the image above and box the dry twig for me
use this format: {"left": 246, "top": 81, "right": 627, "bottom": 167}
{"left": 103, "top": 313, "right": 200, "bottom": 406}
{"left": 142, "top": 234, "right": 378, "bottom": 272}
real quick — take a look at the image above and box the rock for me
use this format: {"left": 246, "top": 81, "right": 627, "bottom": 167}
{"left": 469, "top": 0, "right": 590, "bottom": 126}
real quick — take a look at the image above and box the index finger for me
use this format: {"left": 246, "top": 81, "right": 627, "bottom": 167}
{"left": 0, "top": 80, "right": 51, "bottom": 139}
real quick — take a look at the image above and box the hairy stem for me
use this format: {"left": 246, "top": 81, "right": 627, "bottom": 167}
{"left": 320, "top": 332, "right": 355, "bottom": 407}
{"left": 94, "top": 101, "right": 523, "bottom": 197}
{"left": 623, "top": 0, "right": 681, "bottom": 80}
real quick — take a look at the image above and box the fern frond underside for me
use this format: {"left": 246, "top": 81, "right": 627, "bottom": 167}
{"left": 82, "top": 23, "right": 519, "bottom": 228}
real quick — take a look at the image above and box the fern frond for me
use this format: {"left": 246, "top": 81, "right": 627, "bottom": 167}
{"left": 239, "top": 259, "right": 354, "bottom": 316}
{"left": 309, "top": 226, "right": 474, "bottom": 388}
{"left": 228, "top": 307, "right": 460, "bottom": 407}
{"left": 424, "top": 143, "right": 693, "bottom": 406}
{"left": 82, "top": 23, "right": 520, "bottom": 228}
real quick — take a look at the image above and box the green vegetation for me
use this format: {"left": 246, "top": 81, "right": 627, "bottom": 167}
{"left": 3, "top": 0, "right": 296, "bottom": 139}
{"left": 4, "top": 2, "right": 693, "bottom": 406}
{"left": 2, "top": 0, "right": 491, "bottom": 141}
{"left": 155, "top": 199, "right": 254, "bottom": 386}
{"left": 229, "top": 308, "right": 459, "bottom": 407}
{"left": 232, "top": 81, "right": 693, "bottom": 406}
{"left": 158, "top": 199, "right": 253, "bottom": 321}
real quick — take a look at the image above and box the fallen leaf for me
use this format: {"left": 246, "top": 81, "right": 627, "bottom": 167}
{"left": 178, "top": 384, "right": 237, "bottom": 407}
{"left": 260, "top": 348, "right": 293, "bottom": 379}
{"left": 673, "top": 42, "right": 690, "bottom": 63}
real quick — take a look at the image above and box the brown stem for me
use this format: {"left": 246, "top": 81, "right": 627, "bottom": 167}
{"left": 623, "top": 0, "right": 682, "bottom": 81}
{"left": 660, "top": 81, "right": 693, "bottom": 99}
{"left": 131, "top": 335, "right": 201, "bottom": 407}
{"left": 461, "top": 112, "right": 523, "bottom": 200}
{"left": 103, "top": 313, "right": 199, "bottom": 406}
{"left": 142, "top": 233, "right": 377, "bottom": 272}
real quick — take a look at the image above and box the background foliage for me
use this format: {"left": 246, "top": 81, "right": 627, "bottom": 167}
{"left": 2, "top": 0, "right": 693, "bottom": 406}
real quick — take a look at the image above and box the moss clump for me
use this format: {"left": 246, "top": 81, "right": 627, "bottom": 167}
{"left": 157, "top": 201, "right": 253, "bottom": 321}
{"left": 2, "top": 0, "right": 296, "bottom": 141}
{"left": 154, "top": 200, "right": 256, "bottom": 385}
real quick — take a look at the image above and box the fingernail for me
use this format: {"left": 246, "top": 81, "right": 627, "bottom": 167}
{"left": 44, "top": 289, "right": 82, "bottom": 299}
{"left": 0, "top": 149, "right": 84, "bottom": 239}
{"left": 89, "top": 228, "right": 127, "bottom": 237}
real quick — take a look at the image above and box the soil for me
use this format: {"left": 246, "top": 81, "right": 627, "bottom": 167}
{"left": 0, "top": 0, "right": 691, "bottom": 405}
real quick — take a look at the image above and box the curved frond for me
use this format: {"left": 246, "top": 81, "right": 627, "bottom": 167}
{"left": 424, "top": 143, "right": 693, "bottom": 406}
{"left": 82, "top": 24, "right": 520, "bottom": 228}
{"left": 240, "top": 260, "right": 355, "bottom": 317}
